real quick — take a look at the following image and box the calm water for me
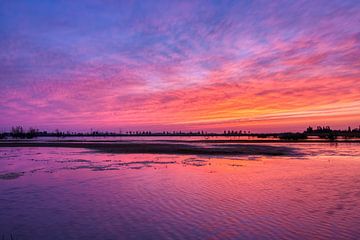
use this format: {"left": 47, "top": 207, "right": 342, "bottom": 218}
{"left": 8, "top": 135, "right": 360, "bottom": 143}
{"left": 1, "top": 142, "right": 360, "bottom": 239}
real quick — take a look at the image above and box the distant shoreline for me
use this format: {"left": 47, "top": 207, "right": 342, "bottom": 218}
{"left": 1, "top": 138, "right": 360, "bottom": 143}
{"left": 2, "top": 125, "right": 360, "bottom": 141}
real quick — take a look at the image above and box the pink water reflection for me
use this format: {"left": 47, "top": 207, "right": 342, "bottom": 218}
{"left": 0, "top": 143, "right": 360, "bottom": 239}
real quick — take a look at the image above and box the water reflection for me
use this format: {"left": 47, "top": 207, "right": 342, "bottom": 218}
{"left": 0, "top": 143, "right": 360, "bottom": 239}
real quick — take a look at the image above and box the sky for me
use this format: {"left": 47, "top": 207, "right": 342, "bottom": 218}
{"left": 0, "top": 0, "right": 359, "bottom": 133}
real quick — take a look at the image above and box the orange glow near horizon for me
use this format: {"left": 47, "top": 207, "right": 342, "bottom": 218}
{"left": 0, "top": 1, "right": 359, "bottom": 132}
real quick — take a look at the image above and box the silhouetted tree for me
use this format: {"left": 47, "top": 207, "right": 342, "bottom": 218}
{"left": 11, "top": 126, "right": 24, "bottom": 138}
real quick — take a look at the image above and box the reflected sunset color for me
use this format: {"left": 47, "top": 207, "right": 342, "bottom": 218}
{"left": 1, "top": 142, "right": 360, "bottom": 239}
{"left": 1, "top": 1, "right": 360, "bottom": 240}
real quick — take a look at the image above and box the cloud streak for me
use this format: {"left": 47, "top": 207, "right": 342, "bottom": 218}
{"left": 0, "top": 0, "right": 359, "bottom": 132}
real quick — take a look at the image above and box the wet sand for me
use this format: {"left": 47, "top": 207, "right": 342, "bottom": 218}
{"left": 0, "top": 141, "right": 298, "bottom": 156}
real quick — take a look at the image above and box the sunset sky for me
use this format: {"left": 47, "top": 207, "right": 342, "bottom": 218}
{"left": 1, "top": 0, "right": 359, "bottom": 132}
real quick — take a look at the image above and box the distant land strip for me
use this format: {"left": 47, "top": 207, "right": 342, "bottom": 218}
{"left": 0, "top": 141, "right": 300, "bottom": 156}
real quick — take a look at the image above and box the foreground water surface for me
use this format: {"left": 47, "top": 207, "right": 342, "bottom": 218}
{"left": 1, "top": 141, "right": 360, "bottom": 239}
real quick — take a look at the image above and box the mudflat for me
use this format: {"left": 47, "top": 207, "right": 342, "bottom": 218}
{"left": 0, "top": 140, "right": 298, "bottom": 156}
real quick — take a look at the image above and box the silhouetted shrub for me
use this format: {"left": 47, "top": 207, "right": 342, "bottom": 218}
{"left": 319, "top": 133, "right": 337, "bottom": 141}
{"left": 10, "top": 126, "right": 39, "bottom": 139}
{"left": 279, "top": 133, "right": 307, "bottom": 140}
{"left": 11, "top": 126, "right": 25, "bottom": 138}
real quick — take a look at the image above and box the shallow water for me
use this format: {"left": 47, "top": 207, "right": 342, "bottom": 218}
{"left": 7, "top": 135, "right": 359, "bottom": 142}
{"left": 1, "top": 142, "right": 360, "bottom": 239}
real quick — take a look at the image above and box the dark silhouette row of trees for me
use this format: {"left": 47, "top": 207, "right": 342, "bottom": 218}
{"left": 305, "top": 125, "right": 360, "bottom": 134}
{"left": 223, "top": 130, "right": 251, "bottom": 135}
{"left": 278, "top": 133, "right": 308, "bottom": 140}
{"left": 0, "top": 127, "right": 252, "bottom": 139}
{"left": 0, "top": 125, "right": 359, "bottom": 140}
{"left": 305, "top": 126, "right": 360, "bottom": 140}
{"left": 9, "top": 126, "right": 40, "bottom": 139}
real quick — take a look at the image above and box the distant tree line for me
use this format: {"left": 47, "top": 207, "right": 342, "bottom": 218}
{"left": 0, "top": 125, "right": 359, "bottom": 140}
{"left": 0, "top": 127, "right": 252, "bottom": 139}
{"left": 223, "top": 130, "right": 251, "bottom": 135}
{"left": 276, "top": 125, "right": 360, "bottom": 141}
{"left": 304, "top": 125, "right": 360, "bottom": 140}
{"left": 9, "top": 126, "right": 41, "bottom": 139}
